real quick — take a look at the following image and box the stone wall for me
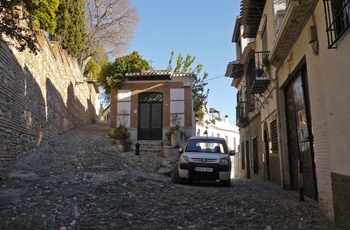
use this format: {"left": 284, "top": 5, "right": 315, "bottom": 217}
{"left": 0, "top": 31, "right": 99, "bottom": 171}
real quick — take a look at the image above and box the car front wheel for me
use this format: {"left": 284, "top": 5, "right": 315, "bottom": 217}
{"left": 171, "top": 163, "right": 186, "bottom": 184}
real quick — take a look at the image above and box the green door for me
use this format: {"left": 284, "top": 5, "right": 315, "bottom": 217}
{"left": 138, "top": 93, "right": 163, "bottom": 140}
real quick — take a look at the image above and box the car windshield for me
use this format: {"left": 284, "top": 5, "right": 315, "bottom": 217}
{"left": 185, "top": 139, "right": 228, "bottom": 153}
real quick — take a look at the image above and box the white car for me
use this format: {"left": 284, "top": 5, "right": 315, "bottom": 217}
{"left": 172, "top": 136, "right": 235, "bottom": 186}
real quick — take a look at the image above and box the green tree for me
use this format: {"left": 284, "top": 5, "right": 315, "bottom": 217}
{"left": 168, "top": 51, "right": 209, "bottom": 114}
{"left": 0, "top": 0, "right": 38, "bottom": 53}
{"left": 98, "top": 51, "right": 150, "bottom": 94}
{"left": 26, "top": 0, "right": 59, "bottom": 34}
{"left": 53, "top": 0, "right": 86, "bottom": 57}
{"left": 84, "top": 59, "right": 101, "bottom": 80}
{"left": 192, "top": 71, "right": 209, "bottom": 114}
{"left": 83, "top": 41, "right": 109, "bottom": 79}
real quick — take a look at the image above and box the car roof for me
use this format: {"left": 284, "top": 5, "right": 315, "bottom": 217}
{"left": 189, "top": 136, "right": 226, "bottom": 141}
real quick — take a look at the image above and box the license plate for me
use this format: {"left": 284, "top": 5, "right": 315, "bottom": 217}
{"left": 194, "top": 167, "right": 213, "bottom": 172}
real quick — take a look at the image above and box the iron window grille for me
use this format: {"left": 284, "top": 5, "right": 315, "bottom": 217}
{"left": 270, "top": 120, "right": 278, "bottom": 153}
{"left": 324, "top": 0, "right": 350, "bottom": 48}
{"left": 253, "top": 137, "right": 259, "bottom": 174}
{"left": 241, "top": 141, "right": 245, "bottom": 169}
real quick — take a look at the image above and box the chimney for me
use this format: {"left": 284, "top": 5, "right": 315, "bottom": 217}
{"left": 225, "top": 115, "right": 229, "bottom": 124}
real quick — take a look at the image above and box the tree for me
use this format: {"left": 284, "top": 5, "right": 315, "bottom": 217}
{"left": 168, "top": 51, "right": 209, "bottom": 115}
{"left": 53, "top": 0, "right": 86, "bottom": 57}
{"left": 84, "top": 59, "right": 101, "bottom": 80}
{"left": 192, "top": 71, "right": 209, "bottom": 114}
{"left": 98, "top": 51, "right": 149, "bottom": 95}
{"left": 26, "top": 0, "right": 59, "bottom": 34}
{"left": 0, "top": 0, "right": 38, "bottom": 53}
{"left": 79, "top": 0, "right": 138, "bottom": 70}
{"left": 83, "top": 41, "right": 109, "bottom": 79}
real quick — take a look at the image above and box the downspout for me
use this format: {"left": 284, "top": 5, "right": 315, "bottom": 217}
{"left": 274, "top": 72, "right": 285, "bottom": 188}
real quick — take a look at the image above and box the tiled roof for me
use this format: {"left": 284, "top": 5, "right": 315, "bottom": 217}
{"left": 126, "top": 69, "right": 196, "bottom": 80}
{"left": 125, "top": 70, "right": 172, "bottom": 76}
{"left": 172, "top": 72, "right": 196, "bottom": 77}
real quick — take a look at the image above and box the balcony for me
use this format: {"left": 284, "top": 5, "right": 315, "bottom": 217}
{"left": 240, "top": 0, "right": 267, "bottom": 38}
{"left": 270, "top": 0, "right": 317, "bottom": 68}
{"left": 236, "top": 101, "right": 249, "bottom": 127}
{"left": 250, "top": 51, "right": 270, "bottom": 94}
{"left": 225, "top": 60, "right": 244, "bottom": 79}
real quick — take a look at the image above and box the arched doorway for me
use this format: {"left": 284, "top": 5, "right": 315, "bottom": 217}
{"left": 138, "top": 92, "right": 163, "bottom": 140}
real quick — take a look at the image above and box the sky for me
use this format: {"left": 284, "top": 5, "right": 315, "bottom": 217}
{"left": 128, "top": 0, "right": 240, "bottom": 124}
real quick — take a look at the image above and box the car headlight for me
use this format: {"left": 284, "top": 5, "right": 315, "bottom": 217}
{"left": 220, "top": 157, "right": 230, "bottom": 165}
{"left": 179, "top": 154, "right": 189, "bottom": 163}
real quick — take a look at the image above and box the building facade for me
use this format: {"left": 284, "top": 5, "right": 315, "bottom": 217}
{"left": 227, "top": 0, "right": 350, "bottom": 228}
{"left": 109, "top": 70, "right": 196, "bottom": 143}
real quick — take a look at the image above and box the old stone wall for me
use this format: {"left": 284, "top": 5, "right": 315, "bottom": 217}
{"left": 0, "top": 31, "right": 99, "bottom": 171}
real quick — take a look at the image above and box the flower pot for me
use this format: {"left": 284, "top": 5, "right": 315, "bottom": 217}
{"left": 122, "top": 144, "right": 132, "bottom": 152}
{"left": 256, "top": 69, "right": 264, "bottom": 77}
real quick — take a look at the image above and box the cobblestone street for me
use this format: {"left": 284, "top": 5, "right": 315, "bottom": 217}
{"left": 0, "top": 123, "right": 339, "bottom": 230}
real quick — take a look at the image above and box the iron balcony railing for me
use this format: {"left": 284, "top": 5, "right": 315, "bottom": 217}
{"left": 236, "top": 101, "right": 249, "bottom": 128}
{"left": 248, "top": 51, "right": 271, "bottom": 94}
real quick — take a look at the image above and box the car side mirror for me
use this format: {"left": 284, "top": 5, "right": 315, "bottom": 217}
{"left": 229, "top": 150, "right": 235, "bottom": 156}
{"left": 178, "top": 148, "right": 183, "bottom": 154}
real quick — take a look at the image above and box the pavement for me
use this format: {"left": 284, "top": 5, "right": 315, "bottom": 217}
{"left": 0, "top": 122, "right": 340, "bottom": 230}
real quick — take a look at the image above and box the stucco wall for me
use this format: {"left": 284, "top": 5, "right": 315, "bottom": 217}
{"left": 110, "top": 80, "right": 194, "bottom": 141}
{"left": 275, "top": 2, "right": 350, "bottom": 225}
{"left": 0, "top": 31, "right": 99, "bottom": 171}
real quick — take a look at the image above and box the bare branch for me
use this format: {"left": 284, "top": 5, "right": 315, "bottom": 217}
{"left": 81, "top": 0, "right": 138, "bottom": 65}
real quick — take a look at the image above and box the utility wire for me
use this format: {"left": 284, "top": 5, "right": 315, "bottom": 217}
{"left": 204, "top": 75, "right": 225, "bottom": 82}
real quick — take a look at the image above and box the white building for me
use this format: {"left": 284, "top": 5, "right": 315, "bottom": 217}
{"left": 195, "top": 106, "right": 240, "bottom": 177}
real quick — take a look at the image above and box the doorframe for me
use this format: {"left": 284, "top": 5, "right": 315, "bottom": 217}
{"left": 137, "top": 92, "right": 163, "bottom": 140}
{"left": 282, "top": 58, "right": 318, "bottom": 199}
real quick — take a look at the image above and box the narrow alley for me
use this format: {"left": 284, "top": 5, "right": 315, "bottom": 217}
{"left": 0, "top": 123, "right": 338, "bottom": 230}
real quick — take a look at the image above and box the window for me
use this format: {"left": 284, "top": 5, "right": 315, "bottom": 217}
{"left": 260, "top": 17, "right": 268, "bottom": 52}
{"left": 270, "top": 120, "right": 278, "bottom": 153}
{"left": 252, "top": 137, "right": 259, "bottom": 174}
{"left": 324, "top": 0, "right": 350, "bottom": 48}
{"left": 241, "top": 141, "right": 245, "bottom": 169}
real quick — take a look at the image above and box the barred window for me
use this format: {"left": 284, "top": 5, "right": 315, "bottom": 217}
{"left": 324, "top": 0, "right": 350, "bottom": 48}
{"left": 252, "top": 137, "right": 259, "bottom": 174}
{"left": 241, "top": 141, "right": 245, "bottom": 169}
{"left": 270, "top": 120, "right": 278, "bottom": 153}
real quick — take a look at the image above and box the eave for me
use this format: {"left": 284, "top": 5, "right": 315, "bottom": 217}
{"left": 270, "top": 0, "right": 318, "bottom": 68}
{"left": 232, "top": 16, "right": 242, "bottom": 43}
{"left": 240, "top": 0, "right": 267, "bottom": 38}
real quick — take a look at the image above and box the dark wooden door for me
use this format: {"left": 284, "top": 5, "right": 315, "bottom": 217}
{"left": 264, "top": 130, "right": 271, "bottom": 180}
{"left": 138, "top": 93, "right": 163, "bottom": 140}
{"left": 285, "top": 69, "right": 317, "bottom": 199}
{"left": 246, "top": 140, "right": 251, "bottom": 179}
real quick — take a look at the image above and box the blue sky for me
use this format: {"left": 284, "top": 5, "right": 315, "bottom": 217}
{"left": 129, "top": 0, "right": 240, "bottom": 124}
